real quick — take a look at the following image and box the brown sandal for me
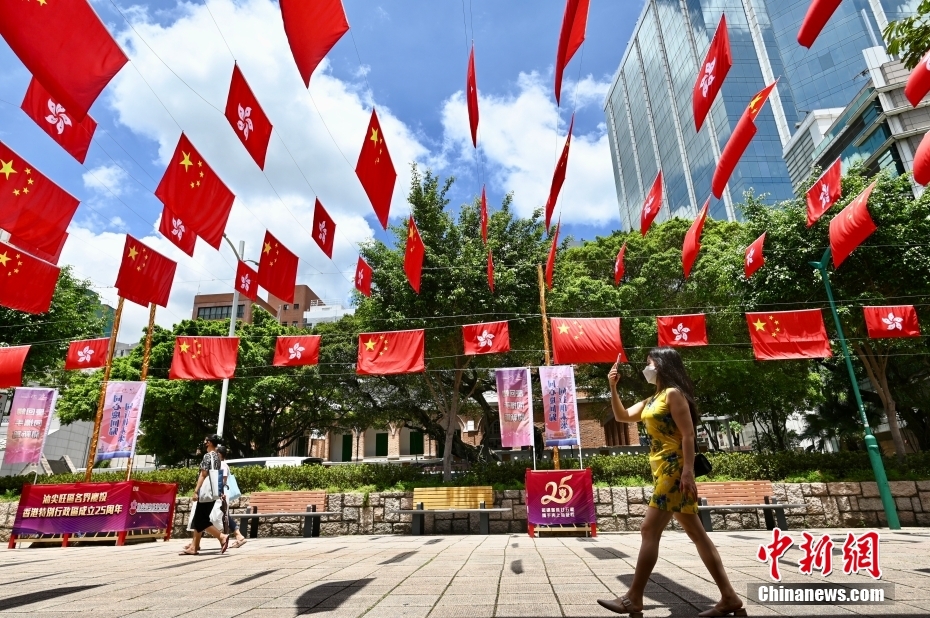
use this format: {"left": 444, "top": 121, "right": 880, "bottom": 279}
{"left": 596, "top": 597, "right": 643, "bottom": 617}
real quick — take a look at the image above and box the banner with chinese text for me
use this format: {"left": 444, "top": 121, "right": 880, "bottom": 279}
{"left": 525, "top": 469, "right": 595, "bottom": 526}
{"left": 95, "top": 381, "right": 146, "bottom": 462}
{"left": 2, "top": 388, "right": 57, "bottom": 466}
{"left": 495, "top": 368, "right": 534, "bottom": 448}
{"left": 539, "top": 365, "right": 580, "bottom": 447}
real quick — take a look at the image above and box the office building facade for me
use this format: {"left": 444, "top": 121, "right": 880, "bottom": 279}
{"left": 604, "top": 0, "right": 912, "bottom": 230}
{"left": 191, "top": 284, "right": 324, "bottom": 327}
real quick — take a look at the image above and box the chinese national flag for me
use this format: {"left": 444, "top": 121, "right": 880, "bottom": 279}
{"left": 551, "top": 317, "right": 627, "bottom": 364}
{"left": 712, "top": 81, "right": 776, "bottom": 198}
{"left": 682, "top": 199, "right": 708, "bottom": 279}
{"left": 0, "top": 140, "right": 79, "bottom": 260}
{"left": 487, "top": 250, "right": 495, "bottom": 293}
{"left": 312, "top": 198, "right": 336, "bottom": 259}
{"left": 807, "top": 158, "right": 842, "bottom": 227}
{"left": 258, "top": 231, "right": 299, "bottom": 303}
{"left": 905, "top": 51, "right": 930, "bottom": 107}
{"left": 273, "top": 335, "right": 321, "bottom": 367}
{"left": 467, "top": 44, "right": 479, "bottom": 148}
{"left": 797, "top": 0, "right": 843, "bottom": 48}
{"left": 829, "top": 181, "right": 877, "bottom": 268}
{"left": 546, "top": 220, "right": 560, "bottom": 290}
{"left": 114, "top": 235, "right": 177, "bottom": 309}
{"left": 863, "top": 306, "right": 921, "bottom": 339}
{"left": 355, "top": 257, "right": 372, "bottom": 297}
{"left": 554, "top": 0, "right": 590, "bottom": 105}
{"left": 235, "top": 260, "right": 258, "bottom": 302}
{"left": 745, "top": 232, "right": 766, "bottom": 278}
{"left": 21, "top": 77, "right": 97, "bottom": 164}
{"left": 357, "top": 329, "right": 425, "bottom": 375}
{"left": 614, "top": 242, "right": 626, "bottom": 285}
{"left": 279, "top": 0, "right": 349, "bottom": 87}
{"left": 0, "top": 241, "right": 60, "bottom": 314}
{"left": 8, "top": 230, "right": 66, "bottom": 264}
{"left": 169, "top": 337, "right": 239, "bottom": 380}
{"left": 404, "top": 216, "right": 425, "bottom": 294}
{"left": 746, "top": 309, "right": 832, "bottom": 360}
{"left": 913, "top": 132, "right": 930, "bottom": 186}
{"left": 545, "top": 115, "right": 573, "bottom": 232}
{"left": 225, "top": 64, "right": 273, "bottom": 170}
{"left": 693, "top": 14, "right": 731, "bottom": 131}
{"left": 154, "top": 133, "right": 235, "bottom": 249}
{"left": 159, "top": 205, "right": 196, "bottom": 257}
{"left": 0, "top": 0, "right": 128, "bottom": 121}
{"left": 463, "top": 321, "right": 510, "bottom": 355}
{"left": 641, "top": 171, "right": 663, "bottom": 236}
{"left": 64, "top": 338, "right": 108, "bottom": 370}
{"left": 356, "top": 109, "right": 396, "bottom": 229}
{"left": 657, "top": 314, "right": 708, "bottom": 348}
{"left": 480, "top": 185, "right": 488, "bottom": 244}
{"left": 0, "top": 345, "right": 30, "bottom": 388}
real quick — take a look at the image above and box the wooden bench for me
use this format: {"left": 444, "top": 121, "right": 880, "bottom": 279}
{"left": 697, "top": 481, "right": 805, "bottom": 532}
{"left": 396, "top": 487, "right": 510, "bottom": 535}
{"left": 228, "top": 491, "right": 336, "bottom": 538}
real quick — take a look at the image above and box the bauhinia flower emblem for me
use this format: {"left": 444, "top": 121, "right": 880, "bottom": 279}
{"left": 318, "top": 221, "right": 328, "bottom": 245}
{"left": 171, "top": 217, "right": 185, "bottom": 240}
{"left": 289, "top": 343, "right": 305, "bottom": 359}
{"left": 747, "top": 247, "right": 756, "bottom": 265}
{"left": 45, "top": 98, "right": 72, "bottom": 135}
{"left": 77, "top": 346, "right": 94, "bottom": 363}
{"left": 672, "top": 323, "right": 690, "bottom": 342}
{"left": 477, "top": 330, "right": 495, "bottom": 348}
{"left": 240, "top": 273, "right": 251, "bottom": 292}
{"left": 819, "top": 183, "right": 831, "bottom": 208}
{"left": 356, "top": 270, "right": 364, "bottom": 285}
{"left": 882, "top": 312, "right": 903, "bottom": 331}
{"left": 237, "top": 104, "right": 253, "bottom": 140}
{"left": 643, "top": 196, "right": 654, "bottom": 216}
{"left": 700, "top": 58, "right": 716, "bottom": 97}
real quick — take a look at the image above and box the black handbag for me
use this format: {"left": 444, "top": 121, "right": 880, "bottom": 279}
{"left": 694, "top": 452, "right": 713, "bottom": 477}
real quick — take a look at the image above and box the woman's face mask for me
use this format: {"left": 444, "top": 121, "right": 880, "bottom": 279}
{"left": 642, "top": 363, "right": 658, "bottom": 384}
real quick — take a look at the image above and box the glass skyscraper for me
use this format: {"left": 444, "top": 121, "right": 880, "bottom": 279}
{"left": 604, "top": 0, "right": 910, "bottom": 230}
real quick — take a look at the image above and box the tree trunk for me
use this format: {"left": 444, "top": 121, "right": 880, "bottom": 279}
{"left": 852, "top": 342, "right": 907, "bottom": 462}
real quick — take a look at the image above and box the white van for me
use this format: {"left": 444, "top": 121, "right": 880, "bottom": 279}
{"left": 224, "top": 456, "right": 323, "bottom": 468}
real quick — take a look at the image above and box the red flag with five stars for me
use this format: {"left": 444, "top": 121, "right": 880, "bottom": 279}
{"left": 546, "top": 220, "right": 560, "bottom": 290}
{"left": 279, "top": 0, "right": 349, "bottom": 87}
{"left": 641, "top": 171, "right": 663, "bottom": 236}
{"left": 551, "top": 317, "right": 627, "bottom": 364}
{"left": 21, "top": 77, "right": 97, "bottom": 164}
{"left": 0, "top": 140, "right": 79, "bottom": 261}
{"left": 905, "top": 50, "right": 930, "bottom": 107}
{"left": 356, "top": 109, "right": 397, "bottom": 229}
{"left": 657, "top": 314, "right": 708, "bottom": 348}
{"left": 712, "top": 81, "right": 777, "bottom": 198}
{"left": 235, "top": 260, "right": 258, "bottom": 302}
{"left": 829, "top": 181, "right": 877, "bottom": 268}
{"left": 0, "top": 345, "right": 30, "bottom": 388}
{"left": 863, "top": 306, "right": 921, "bottom": 339}
{"left": 544, "top": 115, "right": 573, "bottom": 232}
{"left": 693, "top": 15, "right": 731, "bottom": 131}
{"left": 467, "top": 44, "right": 479, "bottom": 148}
{"left": 0, "top": 0, "right": 128, "bottom": 122}
{"left": 746, "top": 309, "right": 831, "bottom": 360}
{"left": 807, "top": 158, "right": 842, "bottom": 227}
{"left": 745, "top": 232, "right": 766, "bottom": 278}
{"left": 480, "top": 185, "right": 488, "bottom": 244}
{"left": 463, "top": 321, "right": 510, "bottom": 355}
{"left": 258, "top": 231, "right": 299, "bottom": 304}
{"left": 312, "top": 198, "right": 336, "bottom": 259}
{"left": 355, "top": 257, "right": 372, "bottom": 297}
{"left": 159, "top": 205, "right": 196, "bottom": 257}
{"left": 798, "top": 0, "right": 843, "bottom": 48}
{"left": 114, "top": 235, "right": 177, "bottom": 309}
{"left": 404, "top": 216, "right": 425, "bottom": 294}
{"left": 64, "top": 338, "right": 108, "bottom": 370}
{"left": 554, "top": 0, "right": 590, "bottom": 105}
{"left": 224, "top": 64, "right": 273, "bottom": 170}
{"left": 273, "top": 335, "right": 321, "bottom": 367}
{"left": 154, "top": 133, "right": 235, "bottom": 250}
{"left": 169, "top": 336, "right": 239, "bottom": 380}
{"left": 682, "top": 199, "right": 709, "bottom": 279}
{"left": 0, "top": 241, "right": 60, "bottom": 314}
{"left": 487, "top": 250, "right": 495, "bottom": 293}
{"left": 614, "top": 242, "right": 626, "bottom": 285}
{"left": 7, "top": 230, "right": 66, "bottom": 264}
{"left": 357, "top": 329, "right": 425, "bottom": 375}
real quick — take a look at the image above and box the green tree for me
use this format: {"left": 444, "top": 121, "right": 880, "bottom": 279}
{"left": 884, "top": 2, "right": 930, "bottom": 68}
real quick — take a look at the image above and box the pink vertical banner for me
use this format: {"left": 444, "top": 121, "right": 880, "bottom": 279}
{"left": 95, "top": 381, "right": 146, "bottom": 462}
{"left": 539, "top": 365, "right": 580, "bottom": 447}
{"left": 495, "top": 368, "right": 534, "bottom": 448}
{"left": 3, "top": 388, "right": 57, "bottom": 466}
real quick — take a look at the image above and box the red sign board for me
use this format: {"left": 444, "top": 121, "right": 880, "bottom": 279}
{"left": 525, "top": 469, "right": 596, "bottom": 534}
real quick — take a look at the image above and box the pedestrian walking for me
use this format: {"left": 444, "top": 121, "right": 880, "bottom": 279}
{"left": 216, "top": 445, "right": 246, "bottom": 548}
{"left": 597, "top": 348, "right": 744, "bottom": 617}
{"left": 180, "top": 434, "right": 229, "bottom": 556}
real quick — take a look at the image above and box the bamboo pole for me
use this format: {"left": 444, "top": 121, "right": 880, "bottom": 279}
{"left": 84, "top": 297, "right": 124, "bottom": 482}
{"left": 536, "top": 264, "right": 559, "bottom": 469}
{"left": 125, "top": 303, "right": 157, "bottom": 481}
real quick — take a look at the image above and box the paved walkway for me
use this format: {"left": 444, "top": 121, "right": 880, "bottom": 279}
{"left": 0, "top": 529, "right": 927, "bottom": 617}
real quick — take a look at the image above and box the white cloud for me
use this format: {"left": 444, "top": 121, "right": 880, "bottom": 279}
{"left": 82, "top": 164, "right": 128, "bottom": 196}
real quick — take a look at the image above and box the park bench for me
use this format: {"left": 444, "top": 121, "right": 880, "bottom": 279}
{"left": 228, "top": 491, "right": 335, "bottom": 538}
{"left": 397, "top": 486, "right": 509, "bottom": 535}
{"left": 697, "top": 481, "right": 805, "bottom": 532}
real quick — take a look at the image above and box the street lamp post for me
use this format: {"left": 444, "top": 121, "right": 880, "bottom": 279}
{"left": 811, "top": 248, "right": 900, "bottom": 529}
{"left": 217, "top": 238, "right": 245, "bottom": 437}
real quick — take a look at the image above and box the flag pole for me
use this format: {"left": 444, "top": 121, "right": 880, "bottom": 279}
{"left": 84, "top": 297, "right": 125, "bottom": 482}
{"left": 811, "top": 248, "right": 900, "bottom": 529}
{"left": 537, "top": 263, "right": 559, "bottom": 468}
{"left": 125, "top": 302, "right": 156, "bottom": 481}
{"left": 217, "top": 239, "right": 244, "bottom": 436}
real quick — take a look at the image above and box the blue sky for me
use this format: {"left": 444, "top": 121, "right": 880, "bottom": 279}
{"left": 0, "top": 0, "right": 643, "bottom": 337}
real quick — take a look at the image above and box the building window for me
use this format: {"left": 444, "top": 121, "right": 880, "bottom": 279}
{"left": 293, "top": 303, "right": 299, "bottom": 310}
{"left": 236, "top": 304, "right": 244, "bottom": 318}
{"left": 197, "top": 305, "right": 232, "bottom": 320}
{"left": 292, "top": 321, "right": 298, "bottom": 327}
{"left": 282, "top": 304, "right": 289, "bottom": 311}
{"left": 409, "top": 431, "right": 424, "bottom": 455}
{"left": 375, "top": 433, "right": 388, "bottom": 457}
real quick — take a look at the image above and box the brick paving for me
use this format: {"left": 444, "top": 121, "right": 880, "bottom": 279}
{"left": 0, "top": 528, "right": 927, "bottom": 617}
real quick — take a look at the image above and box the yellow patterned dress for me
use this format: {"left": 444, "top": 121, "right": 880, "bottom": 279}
{"left": 641, "top": 388, "right": 698, "bottom": 514}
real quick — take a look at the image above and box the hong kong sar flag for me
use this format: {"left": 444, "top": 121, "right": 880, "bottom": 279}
{"left": 657, "top": 315, "right": 708, "bottom": 348}
{"left": 463, "top": 321, "right": 511, "bottom": 355}
{"left": 273, "top": 335, "right": 321, "bottom": 367}
{"left": 807, "top": 158, "right": 842, "bottom": 227}
{"left": 355, "top": 257, "right": 373, "bottom": 297}
{"left": 863, "top": 306, "right": 921, "bottom": 339}
{"left": 21, "top": 77, "right": 97, "bottom": 164}
{"left": 235, "top": 260, "right": 258, "bottom": 302}
{"left": 693, "top": 14, "right": 731, "bottom": 131}
{"left": 64, "top": 338, "right": 109, "bottom": 370}
{"left": 159, "top": 205, "right": 196, "bottom": 257}
{"left": 312, "top": 198, "right": 336, "bottom": 259}
{"left": 224, "top": 64, "right": 273, "bottom": 170}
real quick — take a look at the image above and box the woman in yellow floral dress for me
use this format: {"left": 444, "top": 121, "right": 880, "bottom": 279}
{"left": 597, "top": 348, "right": 744, "bottom": 618}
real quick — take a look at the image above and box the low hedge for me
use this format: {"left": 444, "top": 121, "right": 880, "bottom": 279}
{"left": 1, "top": 451, "right": 927, "bottom": 498}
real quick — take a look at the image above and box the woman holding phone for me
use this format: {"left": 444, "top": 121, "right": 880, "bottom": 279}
{"left": 597, "top": 348, "right": 743, "bottom": 617}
